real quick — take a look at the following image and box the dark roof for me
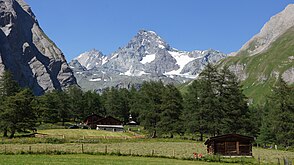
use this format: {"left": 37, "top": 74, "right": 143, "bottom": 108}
{"left": 204, "top": 134, "right": 254, "bottom": 145}
{"left": 97, "top": 116, "right": 123, "bottom": 125}
{"left": 83, "top": 114, "right": 104, "bottom": 122}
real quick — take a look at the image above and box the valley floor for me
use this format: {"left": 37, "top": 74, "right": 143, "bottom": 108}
{"left": 0, "top": 154, "right": 238, "bottom": 165}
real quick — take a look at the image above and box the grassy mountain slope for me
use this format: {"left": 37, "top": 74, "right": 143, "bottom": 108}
{"left": 219, "top": 26, "right": 294, "bottom": 104}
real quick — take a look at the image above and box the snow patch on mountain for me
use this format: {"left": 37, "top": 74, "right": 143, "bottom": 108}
{"left": 89, "top": 78, "right": 102, "bottom": 82}
{"left": 167, "top": 51, "right": 197, "bottom": 74}
{"left": 140, "top": 54, "right": 156, "bottom": 64}
{"left": 120, "top": 66, "right": 149, "bottom": 76}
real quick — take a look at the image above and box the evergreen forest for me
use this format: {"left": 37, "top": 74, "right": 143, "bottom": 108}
{"left": 0, "top": 64, "right": 293, "bottom": 148}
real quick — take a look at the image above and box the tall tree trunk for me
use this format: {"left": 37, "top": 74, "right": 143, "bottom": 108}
{"left": 3, "top": 128, "right": 8, "bottom": 137}
{"left": 200, "top": 132, "right": 204, "bottom": 141}
{"left": 9, "top": 129, "right": 15, "bottom": 139}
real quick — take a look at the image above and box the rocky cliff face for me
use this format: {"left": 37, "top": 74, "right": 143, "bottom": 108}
{"left": 238, "top": 4, "right": 294, "bottom": 56}
{"left": 0, "top": 0, "right": 77, "bottom": 95}
{"left": 71, "top": 30, "right": 227, "bottom": 91}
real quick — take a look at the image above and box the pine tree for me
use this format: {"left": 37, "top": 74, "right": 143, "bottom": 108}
{"left": 118, "top": 88, "right": 132, "bottom": 123}
{"left": 158, "top": 84, "right": 183, "bottom": 137}
{"left": 0, "top": 70, "right": 20, "bottom": 137}
{"left": 1, "top": 89, "right": 36, "bottom": 138}
{"left": 66, "top": 86, "right": 84, "bottom": 121}
{"left": 136, "top": 81, "right": 165, "bottom": 138}
{"left": 129, "top": 85, "right": 139, "bottom": 122}
{"left": 183, "top": 80, "right": 208, "bottom": 141}
{"left": 218, "top": 67, "right": 249, "bottom": 134}
{"left": 270, "top": 79, "right": 294, "bottom": 147}
{"left": 198, "top": 64, "right": 222, "bottom": 136}
{"left": 183, "top": 64, "right": 252, "bottom": 139}
{"left": 40, "top": 91, "right": 60, "bottom": 124}
{"left": 83, "top": 91, "right": 104, "bottom": 118}
{"left": 256, "top": 102, "right": 275, "bottom": 146}
{"left": 0, "top": 70, "right": 20, "bottom": 97}
{"left": 56, "top": 91, "right": 70, "bottom": 126}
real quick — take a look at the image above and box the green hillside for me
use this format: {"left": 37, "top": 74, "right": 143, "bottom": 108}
{"left": 219, "top": 27, "right": 294, "bottom": 104}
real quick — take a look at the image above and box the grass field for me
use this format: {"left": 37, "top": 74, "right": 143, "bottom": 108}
{"left": 37, "top": 129, "right": 135, "bottom": 139}
{"left": 1, "top": 129, "right": 293, "bottom": 164}
{"left": 0, "top": 142, "right": 204, "bottom": 158}
{"left": 0, "top": 154, "right": 231, "bottom": 165}
{"left": 0, "top": 141, "right": 293, "bottom": 164}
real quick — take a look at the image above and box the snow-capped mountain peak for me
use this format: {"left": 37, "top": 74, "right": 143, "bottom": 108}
{"left": 74, "top": 49, "right": 108, "bottom": 70}
{"left": 70, "top": 30, "right": 227, "bottom": 91}
{"left": 126, "top": 30, "right": 171, "bottom": 51}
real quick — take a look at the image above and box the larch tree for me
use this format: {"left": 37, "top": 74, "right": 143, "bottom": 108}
{"left": 0, "top": 70, "right": 20, "bottom": 137}
{"left": 1, "top": 89, "right": 36, "bottom": 138}
{"left": 136, "top": 81, "right": 165, "bottom": 138}
{"left": 158, "top": 84, "right": 183, "bottom": 137}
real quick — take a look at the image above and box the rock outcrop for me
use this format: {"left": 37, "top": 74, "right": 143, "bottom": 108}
{"left": 282, "top": 67, "right": 294, "bottom": 84}
{"left": 0, "top": 0, "right": 77, "bottom": 95}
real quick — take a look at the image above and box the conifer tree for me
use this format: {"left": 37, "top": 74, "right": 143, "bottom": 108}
{"left": 136, "top": 81, "right": 165, "bottom": 138}
{"left": 0, "top": 70, "right": 20, "bottom": 137}
{"left": 83, "top": 91, "right": 104, "bottom": 118}
{"left": 158, "top": 84, "right": 183, "bottom": 137}
{"left": 1, "top": 89, "right": 36, "bottom": 138}
{"left": 184, "top": 64, "right": 252, "bottom": 139}
{"left": 183, "top": 80, "right": 208, "bottom": 141}
{"left": 198, "top": 64, "right": 222, "bottom": 136}
{"left": 218, "top": 67, "right": 249, "bottom": 134}
{"left": 66, "top": 86, "right": 84, "bottom": 121}
{"left": 269, "top": 79, "right": 294, "bottom": 147}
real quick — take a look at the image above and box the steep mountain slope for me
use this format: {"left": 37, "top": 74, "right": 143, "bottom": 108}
{"left": 70, "top": 30, "right": 227, "bottom": 91}
{"left": 238, "top": 4, "right": 294, "bottom": 56}
{"left": 0, "top": 0, "right": 77, "bottom": 95}
{"left": 220, "top": 4, "right": 294, "bottom": 104}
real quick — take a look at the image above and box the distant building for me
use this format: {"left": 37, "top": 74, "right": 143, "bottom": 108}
{"left": 83, "top": 114, "right": 104, "bottom": 129}
{"left": 83, "top": 114, "right": 124, "bottom": 132}
{"left": 96, "top": 116, "right": 124, "bottom": 132}
{"left": 126, "top": 114, "right": 138, "bottom": 126}
{"left": 204, "top": 134, "right": 254, "bottom": 156}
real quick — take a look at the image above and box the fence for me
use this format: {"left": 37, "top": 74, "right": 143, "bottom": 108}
{"left": 34, "top": 134, "right": 144, "bottom": 140}
{"left": 257, "top": 155, "right": 293, "bottom": 165}
{"left": 0, "top": 142, "right": 293, "bottom": 164}
{"left": 0, "top": 142, "right": 203, "bottom": 159}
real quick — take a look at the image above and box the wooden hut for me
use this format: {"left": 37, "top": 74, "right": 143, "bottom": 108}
{"left": 204, "top": 134, "right": 254, "bottom": 156}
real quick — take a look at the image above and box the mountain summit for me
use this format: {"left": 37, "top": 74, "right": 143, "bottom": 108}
{"left": 126, "top": 30, "right": 171, "bottom": 51}
{"left": 71, "top": 30, "right": 227, "bottom": 91}
{"left": 0, "top": 0, "right": 77, "bottom": 95}
{"left": 74, "top": 49, "right": 107, "bottom": 70}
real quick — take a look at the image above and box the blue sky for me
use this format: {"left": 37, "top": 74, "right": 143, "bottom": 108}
{"left": 25, "top": 0, "right": 293, "bottom": 61}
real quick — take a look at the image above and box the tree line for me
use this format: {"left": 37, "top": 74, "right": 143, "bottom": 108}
{"left": 0, "top": 64, "right": 293, "bottom": 148}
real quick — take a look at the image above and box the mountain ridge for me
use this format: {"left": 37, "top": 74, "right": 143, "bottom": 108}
{"left": 220, "top": 4, "right": 294, "bottom": 104}
{"left": 238, "top": 4, "right": 294, "bottom": 56}
{"left": 70, "top": 30, "right": 227, "bottom": 91}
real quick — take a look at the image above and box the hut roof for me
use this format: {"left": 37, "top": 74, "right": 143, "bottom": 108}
{"left": 204, "top": 134, "right": 254, "bottom": 145}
